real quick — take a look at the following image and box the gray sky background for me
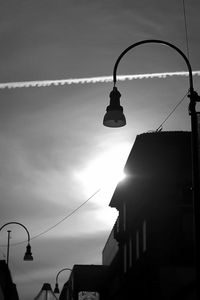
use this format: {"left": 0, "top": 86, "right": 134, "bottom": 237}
{"left": 0, "top": 1, "right": 200, "bottom": 299}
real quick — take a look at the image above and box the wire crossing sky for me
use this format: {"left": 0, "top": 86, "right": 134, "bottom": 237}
{"left": 0, "top": 189, "right": 101, "bottom": 247}
{"left": 0, "top": 71, "right": 200, "bottom": 89}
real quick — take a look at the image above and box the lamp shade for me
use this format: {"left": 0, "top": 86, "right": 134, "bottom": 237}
{"left": 34, "top": 283, "right": 58, "bottom": 300}
{"left": 24, "top": 244, "right": 33, "bottom": 261}
{"left": 103, "top": 87, "right": 126, "bottom": 127}
{"left": 103, "top": 110, "right": 126, "bottom": 127}
{"left": 53, "top": 283, "right": 60, "bottom": 294}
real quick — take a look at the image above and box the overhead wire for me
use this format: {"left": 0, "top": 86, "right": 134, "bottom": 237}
{"left": 0, "top": 189, "right": 101, "bottom": 247}
{"left": 156, "top": 0, "right": 191, "bottom": 131}
{"left": 30, "top": 188, "right": 101, "bottom": 241}
{"left": 156, "top": 91, "right": 189, "bottom": 131}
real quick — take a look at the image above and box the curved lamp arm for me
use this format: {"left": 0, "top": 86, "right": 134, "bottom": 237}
{"left": 113, "top": 39, "right": 194, "bottom": 90}
{"left": 0, "top": 221, "right": 33, "bottom": 261}
{"left": 0, "top": 222, "right": 31, "bottom": 243}
{"left": 54, "top": 268, "right": 72, "bottom": 293}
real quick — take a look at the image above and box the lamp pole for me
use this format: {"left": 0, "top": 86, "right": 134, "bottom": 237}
{"left": 103, "top": 39, "right": 200, "bottom": 297}
{"left": 54, "top": 268, "right": 72, "bottom": 294}
{"left": 6, "top": 230, "right": 11, "bottom": 266}
{"left": 0, "top": 221, "right": 34, "bottom": 263}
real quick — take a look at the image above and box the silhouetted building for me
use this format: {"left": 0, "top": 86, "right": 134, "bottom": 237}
{"left": 60, "top": 131, "right": 196, "bottom": 299}
{"left": 59, "top": 265, "right": 109, "bottom": 300}
{"left": 0, "top": 260, "right": 19, "bottom": 300}
{"left": 59, "top": 281, "right": 69, "bottom": 300}
{"left": 103, "top": 131, "right": 196, "bottom": 299}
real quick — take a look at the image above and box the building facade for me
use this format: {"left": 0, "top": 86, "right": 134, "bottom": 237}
{"left": 59, "top": 265, "right": 109, "bottom": 300}
{"left": 103, "top": 131, "right": 196, "bottom": 299}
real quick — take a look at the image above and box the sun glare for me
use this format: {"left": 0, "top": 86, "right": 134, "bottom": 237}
{"left": 75, "top": 143, "right": 131, "bottom": 198}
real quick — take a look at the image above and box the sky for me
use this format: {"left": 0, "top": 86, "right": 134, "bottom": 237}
{"left": 0, "top": 0, "right": 200, "bottom": 299}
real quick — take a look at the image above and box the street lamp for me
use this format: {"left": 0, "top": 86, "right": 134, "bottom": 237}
{"left": 103, "top": 39, "right": 200, "bottom": 296}
{"left": 54, "top": 268, "right": 72, "bottom": 294}
{"left": 0, "top": 221, "right": 33, "bottom": 265}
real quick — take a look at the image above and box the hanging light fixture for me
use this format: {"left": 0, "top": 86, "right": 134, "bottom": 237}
{"left": 23, "top": 243, "right": 33, "bottom": 261}
{"left": 103, "top": 87, "right": 126, "bottom": 127}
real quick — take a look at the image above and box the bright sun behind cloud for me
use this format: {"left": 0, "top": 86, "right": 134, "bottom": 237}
{"left": 74, "top": 142, "right": 131, "bottom": 203}
{"left": 74, "top": 142, "right": 131, "bottom": 227}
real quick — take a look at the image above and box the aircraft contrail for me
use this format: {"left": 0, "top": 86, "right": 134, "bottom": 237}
{"left": 0, "top": 71, "right": 199, "bottom": 89}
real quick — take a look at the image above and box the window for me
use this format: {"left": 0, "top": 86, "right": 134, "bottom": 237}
{"left": 116, "top": 217, "right": 120, "bottom": 233}
{"left": 143, "top": 220, "right": 147, "bottom": 252}
{"left": 123, "top": 202, "right": 126, "bottom": 231}
{"left": 129, "top": 236, "right": 132, "bottom": 268}
{"left": 136, "top": 231, "right": 140, "bottom": 259}
{"left": 124, "top": 243, "right": 127, "bottom": 273}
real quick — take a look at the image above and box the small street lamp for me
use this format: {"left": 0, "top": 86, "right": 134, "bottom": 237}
{"left": 54, "top": 268, "right": 72, "bottom": 294}
{"left": 103, "top": 39, "right": 200, "bottom": 297}
{"left": 0, "top": 221, "right": 33, "bottom": 266}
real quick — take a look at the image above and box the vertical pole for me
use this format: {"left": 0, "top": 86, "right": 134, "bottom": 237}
{"left": 7, "top": 230, "right": 11, "bottom": 266}
{"left": 189, "top": 91, "right": 200, "bottom": 298}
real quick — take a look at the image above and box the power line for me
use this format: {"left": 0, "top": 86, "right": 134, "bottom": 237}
{"left": 0, "top": 189, "right": 101, "bottom": 247}
{"left": 30, "top": 188, "right": 101, "bottom": 241}
{"left": 156, "top": 91, "right": 188, "bottom": 131}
